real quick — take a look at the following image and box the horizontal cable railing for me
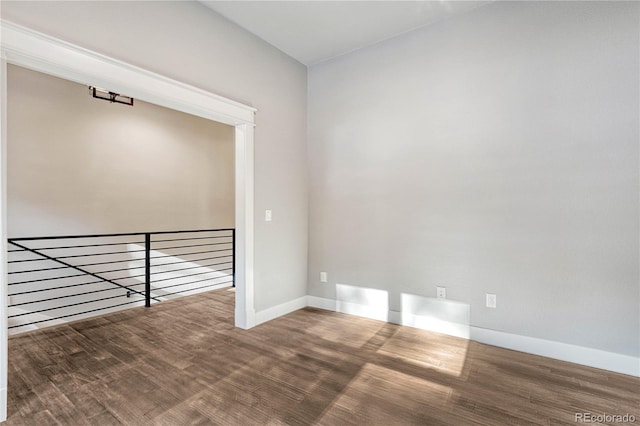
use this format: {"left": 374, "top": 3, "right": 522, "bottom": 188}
{"left": 7, "top": 228, "right": 235, "bottom": 333}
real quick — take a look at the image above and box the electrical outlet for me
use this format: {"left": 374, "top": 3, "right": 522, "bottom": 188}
{"left": 320, "top": 272, "right": 328, "bottom": 283}
{"left": 436, "top": 286, "right": 446, "bottom": 299}
{"left": 486, "top": 293, "right": 497, "bottom": 308}
{"left": 265, "top": 210, "right": 272, "bottom": 222}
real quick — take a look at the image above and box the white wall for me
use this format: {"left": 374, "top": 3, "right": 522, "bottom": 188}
{"left": 8, "top": 64, "right": 234, "bottom": 236}
{"left": 0, "top": 1, "right": 308, "bottom": 312}
{"left": 308, "top": 1, "right": 639, "bottom": 357}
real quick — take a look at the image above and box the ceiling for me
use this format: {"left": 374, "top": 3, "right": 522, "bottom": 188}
{"left": 200, "top": 1, "right": 492, "bottom": 66}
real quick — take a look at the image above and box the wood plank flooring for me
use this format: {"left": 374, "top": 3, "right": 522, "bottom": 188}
{"left": 6, "top": 288, "right": 639, "bottom": 425}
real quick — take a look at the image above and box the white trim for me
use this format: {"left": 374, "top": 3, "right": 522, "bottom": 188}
{"left": 470, "top": 326, "right": 640, "bottom": 377}
{"left": 234, "top": 124, "right": 255, "bottom": 329}
{"left": 389, "top": 311, "right": 470, "bottom": 339}
{"left": 254, "top": 296, "right": 308, "bottom": 326}
{"left": 0, "top": 19, "right": 259, "bottom": 421}
{"left": 307, "top": 296, "right": 470, "bottom": 338}
{"left": 0, "top": 57, "right": 8, "bottom": 423}
{"left": 307, "top": 295, "right": 337, "bottom": 312}
{"left": 306, "top": 296, "right": 640, "bottom": 377}
{"left": 0, "top": 21, "right": 256, "bottom": 126}
{"left": 310, "top": 296, "right": 378, "bottom": 318}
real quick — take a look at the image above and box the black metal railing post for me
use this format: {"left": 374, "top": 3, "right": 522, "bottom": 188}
{"left": 145, "top": 233, "right": 151, "bottom": 307}
{"left": 232, "top": 229, "right": 236, "bottom": 288}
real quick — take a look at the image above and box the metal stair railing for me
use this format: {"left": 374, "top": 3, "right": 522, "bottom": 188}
{"left": 7, "top": 228, "right": 235, "bottom": 333}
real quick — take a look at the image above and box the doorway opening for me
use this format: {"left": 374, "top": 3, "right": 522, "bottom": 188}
{"left": 6, "top": 64, "right": 238, "bottom": 333}
{"left": 0, "top": 20, "right": 257, "bottom": 421}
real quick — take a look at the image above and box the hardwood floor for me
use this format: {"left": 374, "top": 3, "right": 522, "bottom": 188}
{"left": 6, "top": 288, "right": 639, "bottom": 425}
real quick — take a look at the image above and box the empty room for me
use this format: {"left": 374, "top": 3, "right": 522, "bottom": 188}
{"left": 0, "top": 1, "right": 638, "bottom": 425}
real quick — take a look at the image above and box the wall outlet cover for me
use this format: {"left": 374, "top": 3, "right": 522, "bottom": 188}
{"left": 486, "top": 293, "right": 497, "bottom": 308}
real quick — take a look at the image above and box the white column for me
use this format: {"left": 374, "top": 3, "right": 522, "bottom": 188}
{"left": 0, "top": 56, "right": 9, "bottom": 422}
{"left": 234, "top": 123, "right": 255, "bottom": 329}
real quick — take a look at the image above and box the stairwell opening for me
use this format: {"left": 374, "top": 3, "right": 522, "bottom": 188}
{"left": 6, "top": 64, "right": 237, "bottom": 333}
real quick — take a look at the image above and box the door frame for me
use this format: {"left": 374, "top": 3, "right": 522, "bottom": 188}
{"left": 0, "top": 20, "right": 257, "bottom": 421}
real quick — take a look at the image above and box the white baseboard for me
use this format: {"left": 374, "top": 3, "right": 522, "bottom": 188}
{"left": 309, "top": 295, "right": 388, "bottom": 321}
{"left": 308, "top": 296, "right": 470, "bottom": 339}
{"left": 471, "top": 326, "right": 640, "bottom": 377}
{"left": 306, "top": 295, "right": 639, "bottom": 377}
{"left": 254, "top": 295, "right": 308, "bottom": 326}
{"left": 307, "top": 295, "right": 336, "bottom": 311}
{"left": 389, "top": 310, "right": 471, "bottom": 339}
{"left": 235, "top": 307, "right": 256, "bottom": 329}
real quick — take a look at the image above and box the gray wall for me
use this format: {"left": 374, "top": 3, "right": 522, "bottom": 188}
{"left": 8, "top": 64, "right": 234, "bottom": 236}
{"left": 1, "top": 1, "right": 308, "bottom": 312}
{"left": 308, "top": 1, "right": 639, "bottom": 356}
